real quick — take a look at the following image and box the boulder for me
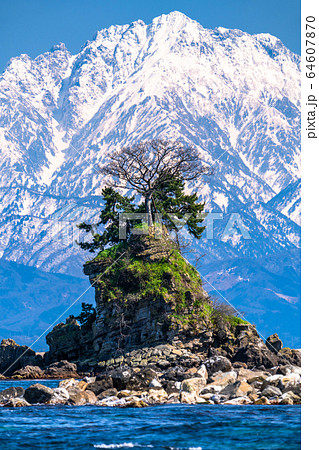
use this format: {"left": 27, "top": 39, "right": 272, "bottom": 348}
{"left": 109, "top": 366, "right": 160, "bottom": 391}
{"left": 3, "top": 397, "right": 30, "bottom": 407}
{"left": 24, "top": 384, "right": 54, "bottom": 404}
{"left": 180, "top": 392, "right": 201, "bottom": 404}
{"left": 250, "top": 380, "right": 264, "bottom": 391}
{"left": 197, "top": 364, "right": 208, "bottom": 380}
{"left": 248, "top": 393, "right": 260, "bottom": 403}
{"left": 59, "top": 378, "right": 77, "bottom": 390}
{"left": 276, "top": 365, "right": 301, "bottom": 377}
{"left": 278, "top": 374, "right": 301, "bottom": 394}
{"left": 146, "top": 388, "right": 168, "bottom": 403}
{"left": 261, "top": 385, "right": 282, "bottom": 398}
{"left": 209, "top": 371, "right": 237, "bottom": 390}
{"left": 181, "top": 377, "right": 206, "bottom": 395}
{"left": 123, "top": 399, "right": 148, "bottom": 408}
{"left": 280, "top": 391, "right": 301, "bottom": 405}
{"left": 262, "top": 374, "right": 283, "bottom": 389}
{"left": 236, "top": 368, "right": 270, "bottom": 384}
{"left": 224, "top": 396, "right": 252, "bottom": 405}
{"left": 12, "top": 365, "right": 45, "bottom": 379}
{"left": 108, "top": 367, "right": 134, "bottom": 390}
{"left": 118, "top": 390, "right": 134, "bottom": 398}
{"left": 87, "top": 377, "right": 113, "bottom": 395}
{"left": 98, "top": 396, "right": 126, "bottom": 407}
{"left": 280, "top": 396, "right": 293, "bottom": 405}
{"left": 220, "top": 381, "right": 253, "bottom": 399}
{"left": 77, "top": 380, "right": 88, "bottom": 391}
{"left": 83, "top": 376, "right": 96, "bottom": 384}
{"left": 50, "top": 388, "right": 70, "bottom": 404}
{"left": 205, "top": 355, "right": 232, "bottom": 375}
{"left": 67, "top": 389, "right": 97, "bottom": 405}
{"left": 161, "top": 380, "right": 181, "bottom": 394}
{"left": 200, "top": 393, "right": 215, "bottom": 401}
{"left": 149, "top": 378, "right": 162, "bottom": 388}
{"left": 0, "top": 386, "right": 25, "bottom": 403}
{"left": 254, "top": 396, "right": 270, "bottom": 405}
{"left": 266, "top": 334, "right": 283, "bottom": 354}
{"left": 162, "top": 366, "right": 186, "bottom": 382}
{"left": 200, "top": 385, "right": 221, "bottom": 395}
{"left": 210, "top": 394, "right": 228, "bottom": 404}
{"left": 97, "top": 388, "right": 118, "bottom": 400}
{"left": 166, "top": 393, "right": 180, "bottom": 404}
{"left": 44, "top": 360, "right": 79, "bottom": 378}
{"left": 84, "top": 390, "right": 98, "bottom": 404}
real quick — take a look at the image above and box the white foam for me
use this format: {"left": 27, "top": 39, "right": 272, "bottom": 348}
{"left": 94, "top": 444, "right": 154, "bottom": 449}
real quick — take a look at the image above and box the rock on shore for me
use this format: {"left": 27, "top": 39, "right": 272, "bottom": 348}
{"left": 0, "top": 358, "right": 301, "bottom": 407}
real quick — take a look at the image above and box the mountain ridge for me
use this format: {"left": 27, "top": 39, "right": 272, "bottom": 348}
{"left": 0, "top": 12, "right": 301, "bottom": 346}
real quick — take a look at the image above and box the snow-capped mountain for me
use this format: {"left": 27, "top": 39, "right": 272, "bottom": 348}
{"left": 267, "top": 179, "right": 301, "bottom": 225}
{"left": 0, "top": 12, "right": 301, "bottom": 347}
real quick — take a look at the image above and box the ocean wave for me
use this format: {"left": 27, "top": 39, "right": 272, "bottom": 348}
{"left": 94, "top": 444, "right": 154, "bottom": 449}
{"left": 169, "top": 448, "right": 202, "bottom": 450}
{"left": 94, "top": 445, "right": 201, "bottom": 450}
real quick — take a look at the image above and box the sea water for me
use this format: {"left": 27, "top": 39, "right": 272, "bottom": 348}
{"left": 0, "top": 381, "right": 301, "bottom": 449}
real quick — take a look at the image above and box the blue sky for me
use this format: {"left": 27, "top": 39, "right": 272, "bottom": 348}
{"left": 0, "top": 0, "right": 300, "bottom": 72}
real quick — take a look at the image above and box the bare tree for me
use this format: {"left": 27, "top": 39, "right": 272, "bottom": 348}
{"left": 100, "top": 139, "right": 212, "bottom": 227}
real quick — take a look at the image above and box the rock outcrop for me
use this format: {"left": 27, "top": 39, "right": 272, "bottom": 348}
{"left": 42, "top": 232, "right": 301, "bottom": 378}
{"left": 0, "top": 339, "right": 44, "bottom": 376}
{"left": 45, "top": 316, "right": 94, "bottom": 363}
{"left": 82, "top": 233, "right": 215, "bottom": 362}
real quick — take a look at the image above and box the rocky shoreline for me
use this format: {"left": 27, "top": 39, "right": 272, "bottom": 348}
{"left": 0, "top": 328, "right": 301, "bottom": 408}
{"left": 0, "top": 360, "right": 301, "bottom": 408}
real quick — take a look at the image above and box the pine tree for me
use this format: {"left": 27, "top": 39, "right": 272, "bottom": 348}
{"left": 77, "top": 187, "right": 135, "bottom": 252}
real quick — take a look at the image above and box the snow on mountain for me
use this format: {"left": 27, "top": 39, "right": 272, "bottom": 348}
{"left": 267, "top": 179, "right": 301, "bottom": 225}
{"left": 0, "top": 12, "right": 301, "bottom": 345}
{"left": 0, "top": 11, "right": 301, "bottom": 268}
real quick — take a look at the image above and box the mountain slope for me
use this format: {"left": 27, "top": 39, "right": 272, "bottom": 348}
{"left": 0, "top": 259, "right": 94, "bottom": 350}
{"left": 0, "top": 12, "right": 300, "bottom": 346}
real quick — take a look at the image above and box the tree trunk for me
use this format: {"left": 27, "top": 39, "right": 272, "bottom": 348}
{"left": 145, "top": 194, "right": 153, "bottom": 227}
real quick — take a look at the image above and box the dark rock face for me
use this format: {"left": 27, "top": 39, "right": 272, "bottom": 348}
{"left": 45, "top": 318, "right": 94, "bottom": 364}
{"left": 232, "top": 344, "right": 278, "bottom": 369}
{"left": 266, "top": 334, "right": 283, "bottom": 353}
{"left": 87, "top": 377, "right": 113, "bottom": 395}
{"left": 44, "top": 360, "right": 79, "bottom": 379}
{"left": 277, "top": 348, "right": 301, "bottom": 367}
{"left": 0, "top": 386, "right": 25, "bottom": 403}
{"left": 0, "top": 339, "right": 43, "bottom": 376}
{"left": 230, "top": 326, "right": 279, "bottom": 369}
{"left": 12, "top": 365, "right": 44, "bottom": 379}
{"left": 24, "top": 384, "right": 54, "bottom": 404}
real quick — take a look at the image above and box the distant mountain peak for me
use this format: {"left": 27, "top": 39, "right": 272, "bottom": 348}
{"left": 50, "top": 42, "right": 68, "bottom": 53}
{"left": 0, "top": 13, "right": 300, "bottom": 276}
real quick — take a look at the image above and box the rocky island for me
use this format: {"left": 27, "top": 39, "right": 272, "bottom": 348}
{"left": 0, "top": 141, "right": 301, "bottom": 408}
{"left": 0, "top": 229, "right": 301, "bottom": 408}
